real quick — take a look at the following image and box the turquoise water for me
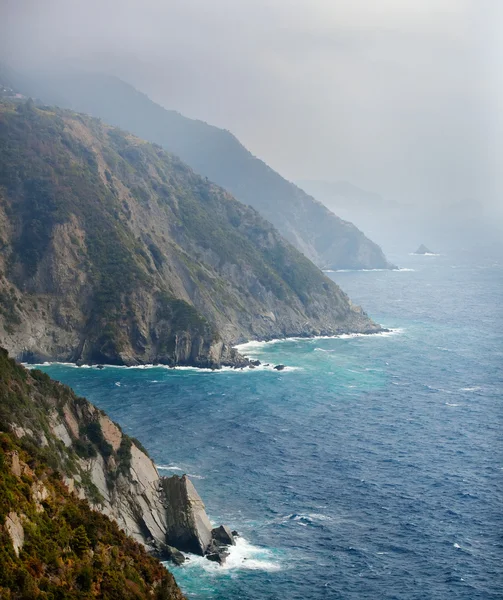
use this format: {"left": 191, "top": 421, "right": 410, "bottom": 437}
{"left": 39, "top": 251, "right": 503, "bottom": 599}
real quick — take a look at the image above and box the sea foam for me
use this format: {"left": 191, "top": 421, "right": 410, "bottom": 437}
{"left": 323, "top": 268, "right": 415, "bottom": 273}
{"left": 26, "top": 362, "right": 300, "bottom": 374}
{"left": 177, "top": 537, "right": 282, "bottom": 573}
{"left": 235, "top": 328, "right": 403, "bottom": 353}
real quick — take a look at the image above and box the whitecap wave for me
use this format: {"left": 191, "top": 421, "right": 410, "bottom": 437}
{"left": 324, "top": 267, "right": 414, "bottom": 272}
{"left": 235, "top": 328, "right": 403, "bottom": 352}
{"left": 26, "top": 361, "right": 299, "bottom": 374}
{"left": 282, "top": 512, "right": 332, "bottom": 526}
{"left": 156, "top": 464, "right": 183, "bottom": 471}
{"left": 327, "top": 268, "right": 389, "bottom": 272}
{"left": 178, "top": 537, "right": 281, "bottom": 573}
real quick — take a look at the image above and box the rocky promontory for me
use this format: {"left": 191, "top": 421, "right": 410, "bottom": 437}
{"left": 0, "top": 348, "right": 235, "bottom": 567}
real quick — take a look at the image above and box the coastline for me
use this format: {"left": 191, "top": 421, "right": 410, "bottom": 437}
{"left": 24, "top": 328, "right": 401, "bottom": 372}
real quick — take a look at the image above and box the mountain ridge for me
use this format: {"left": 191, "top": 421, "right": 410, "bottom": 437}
{"left": 1, "top": 66, "right": 396, "bottom": 271}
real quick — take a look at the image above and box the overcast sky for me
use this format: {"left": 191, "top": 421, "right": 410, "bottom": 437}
{"left": 1, "top": 0, "right": 500, "bottom": 212}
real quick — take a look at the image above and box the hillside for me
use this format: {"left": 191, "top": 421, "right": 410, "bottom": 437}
{"left": 0, "top": 100, "right": 380, "bottom": 366}
{"left": 2, "top": 67, "right": 395, "bottom": 271}
{"left": 0, "top": 348, "right": 185, "bottom": 599}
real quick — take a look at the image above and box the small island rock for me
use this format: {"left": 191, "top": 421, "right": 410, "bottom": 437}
{"left": 415, "top": 244, "right": 434, "bottom": 255}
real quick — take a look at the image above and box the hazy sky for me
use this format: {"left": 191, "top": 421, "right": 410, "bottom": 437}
{"left": 1, "top": 0, "right": 500, "bottom": 210}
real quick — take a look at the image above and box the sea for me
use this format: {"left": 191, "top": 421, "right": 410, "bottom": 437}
{"left": 38, "top": 249, "right": 503, "bottom": 600}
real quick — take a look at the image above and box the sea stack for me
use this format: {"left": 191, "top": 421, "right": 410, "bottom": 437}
{"left": 161, "top": 474, "right": 235, "bottom": 564}
{"left": 415, "top": 244, "right": 434, "bottom": 255}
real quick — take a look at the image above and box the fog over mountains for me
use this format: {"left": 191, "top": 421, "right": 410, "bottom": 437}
{"left": 298, "top": 180, "right": 502, "bottom": 256}
{"left": 2, "top": 0, "right": 501, "bottom": 228}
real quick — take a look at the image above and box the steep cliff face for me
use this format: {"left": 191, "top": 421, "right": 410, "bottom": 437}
{"left": 0, "top": 348, "right": 171, "bottom": 548}
{"left": 0, "top": 349, "right": 185, "bottom": 598}
{"left": 1, "top": 67, "right": 395, "bottom": 271}
{"left": 0, "top": 100, "right": 381, "bottom": 367}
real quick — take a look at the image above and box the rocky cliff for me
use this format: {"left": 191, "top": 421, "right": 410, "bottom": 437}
{"left": 0, "top": 348, "right": 236, "bottom": 569}
{"left": 0, "top": 348, "right": 186, "bottom": 598}
{"left": 0, "top": 99, "right": 381, "bottom": 367}
{"left": 1, "top": 67, "right": 395, "bottom": 271}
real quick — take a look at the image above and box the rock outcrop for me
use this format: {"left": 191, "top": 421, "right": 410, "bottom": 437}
{"left": 5, "top": 512, "right": 25, "bottom": 556}
{"left": 0, "top": 356, "right": 185, "bottom": 598}
{"left": 211, "top": 525, "right": 236, "bottom": 547}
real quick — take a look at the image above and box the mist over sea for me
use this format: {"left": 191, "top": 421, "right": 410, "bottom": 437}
{"left": 40, "top": 250, "right": 503, "bottom": 599}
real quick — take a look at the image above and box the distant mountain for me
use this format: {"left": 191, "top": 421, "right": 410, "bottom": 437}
{"left": 0, "top": 99, "right": 380, "bottom": 366}
{"left": 1, "top": 66, "right": 395, "bottom": 271}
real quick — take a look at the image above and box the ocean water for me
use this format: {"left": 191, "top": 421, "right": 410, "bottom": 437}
{"left": 39, "top": 251, "right": 503, "bottom": 599}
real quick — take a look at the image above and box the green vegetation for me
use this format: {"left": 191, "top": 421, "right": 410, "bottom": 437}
{"left": 0, "top": 434, "right": 183, "bottom": 599}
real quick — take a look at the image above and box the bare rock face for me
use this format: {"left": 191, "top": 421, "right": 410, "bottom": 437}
{"left": 161, "top": 475, "right": 213, "bottom": 555}
{"left": 80, "top": 442, "right": 168, "bottom": 547}
{"left": 211, "top": 525, "right": 235, "bottom": 546}
{"left": 5, "top": 512, "right": 25, "bottom": 556}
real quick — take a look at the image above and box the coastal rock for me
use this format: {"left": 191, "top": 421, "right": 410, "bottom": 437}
{"left": 206, "top": 551, "right": 230, "bottom": 565}
{"left": 161, "top": 474, "right": 213, "bottom": 555}
{"left": 274, "top": 364, "right": 286, "bottom": 371}
{"left": 151, "top": 541, "right": 186, "bottom": 566}
{"left": 211, "top": 525, "right": 236, "bottom": 547}
{"left": 165, "top": 545, "right": 186, "bottom": 566}
{"left": 0, "top": 348, "right": 231, "bottom": 576}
